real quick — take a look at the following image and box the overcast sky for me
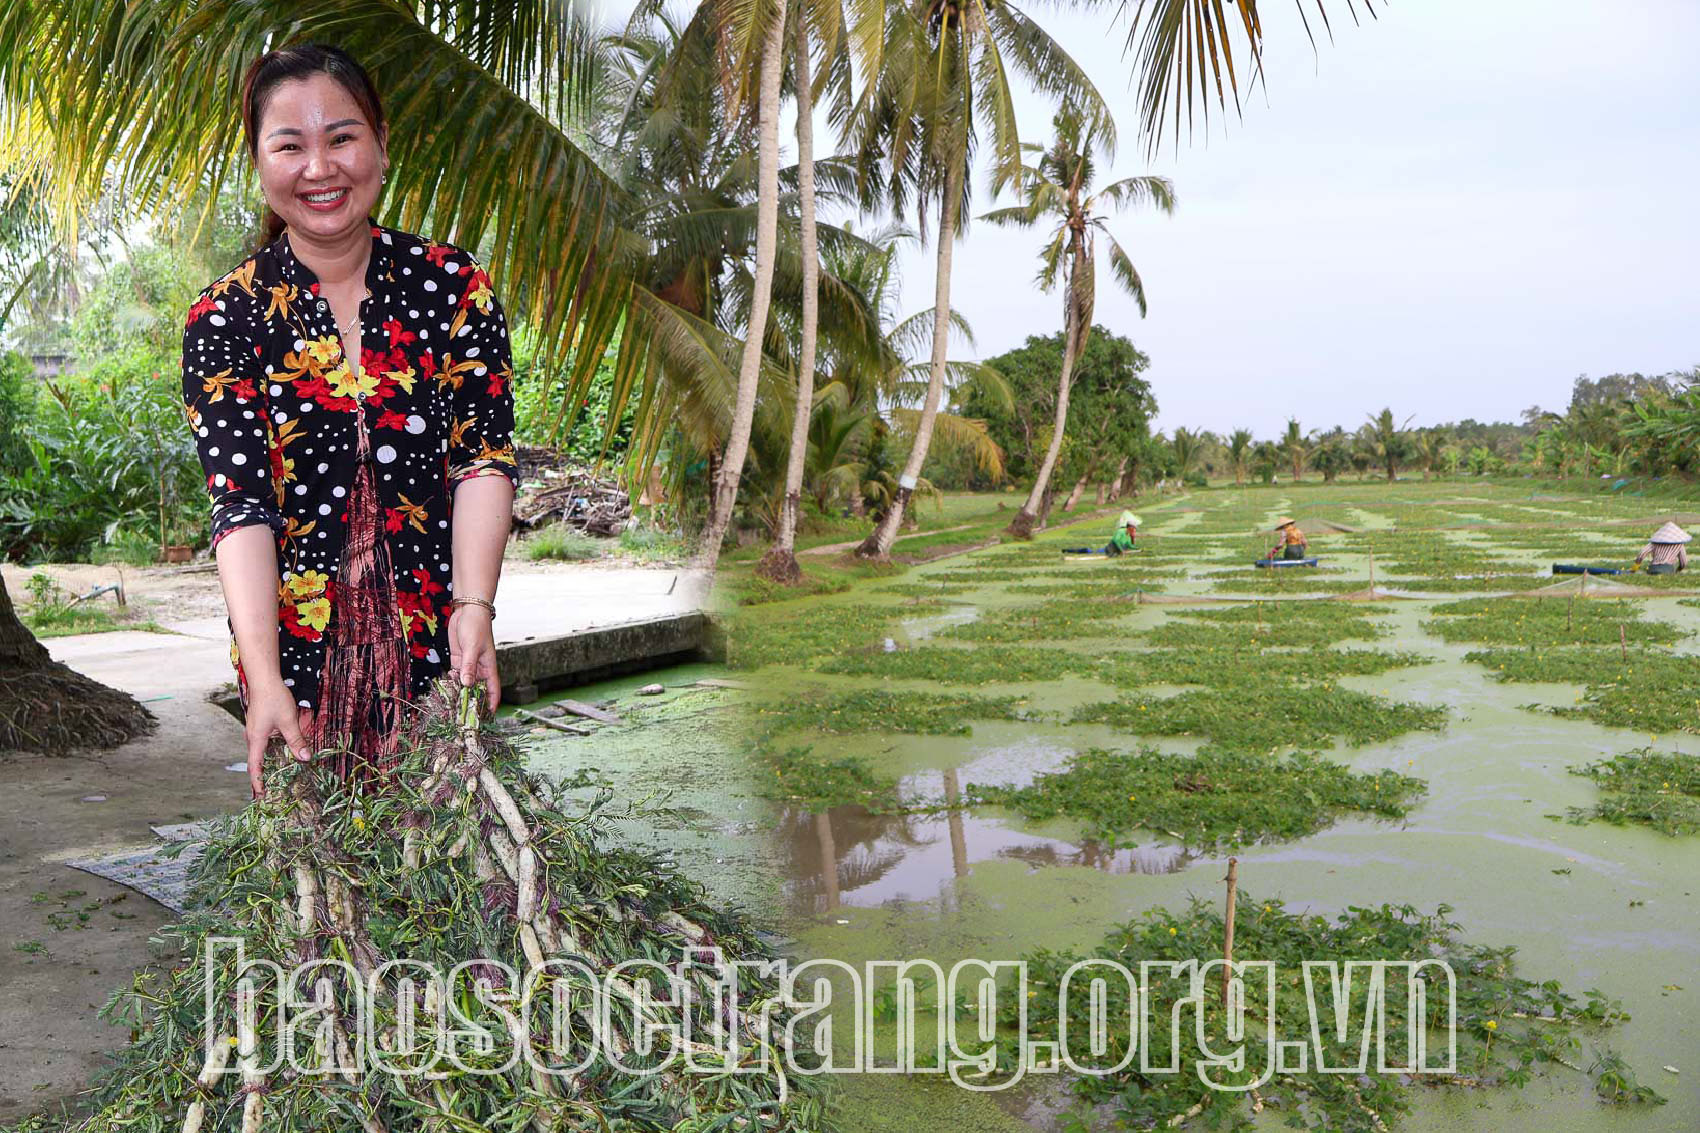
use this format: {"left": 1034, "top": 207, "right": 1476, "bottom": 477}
{"left": 611, "top": 1, "right": 1700, "bottom": 437}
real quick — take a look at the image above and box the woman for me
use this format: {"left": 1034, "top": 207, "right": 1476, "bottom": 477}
{"left": 1634, "top": 520, "right": 1690, "bottom": 575}
{"left": 1267, "top": 517, "right": 1308, "bottom": 561}
{"left": 183, "top": 44, "right": 518, "bottom": 795}
{"left": 1104, "top": 510, "right": 1141, "bottom": 556}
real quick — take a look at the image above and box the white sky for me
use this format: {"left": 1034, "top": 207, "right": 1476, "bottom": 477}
{"left": 608, "top": 1, "right": 1700, "bottom": 436}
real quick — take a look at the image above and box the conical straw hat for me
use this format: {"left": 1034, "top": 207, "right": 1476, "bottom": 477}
{"left": 1650, "top": 521, "right": 1691, "bottom": 544}
{"left": 1119, "top": 511, "right": 1141, "bottom": 527}
{"left": 1271, "top": 516, "right": 1297, "bottom": 530}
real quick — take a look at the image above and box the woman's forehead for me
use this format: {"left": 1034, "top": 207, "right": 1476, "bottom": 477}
{"left": 259, "top": 75, "right": 370, "bottom": 131}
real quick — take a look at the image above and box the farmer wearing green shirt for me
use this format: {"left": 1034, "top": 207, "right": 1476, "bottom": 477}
{"left": 1105, "top": 511, "right": 1141, "bottom": 556}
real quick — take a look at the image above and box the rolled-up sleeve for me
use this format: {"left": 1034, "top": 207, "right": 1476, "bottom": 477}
{"left": 444, "top": 258, "right": 520, "bottom": 491}
{"left": 181, "top": 289, "right": 285, "bottom": 549}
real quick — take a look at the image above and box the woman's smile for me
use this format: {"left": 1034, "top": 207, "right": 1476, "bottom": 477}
{"left": 297, "top": 186, "right": 352, "bottom": 212}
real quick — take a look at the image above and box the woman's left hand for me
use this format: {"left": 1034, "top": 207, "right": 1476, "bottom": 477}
{"left": 448, "top": 605, "right": 501, "bottom": 712}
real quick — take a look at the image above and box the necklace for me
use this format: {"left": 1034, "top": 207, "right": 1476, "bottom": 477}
{"left": 337, "top": 313, "right": 361, "bottom": 339}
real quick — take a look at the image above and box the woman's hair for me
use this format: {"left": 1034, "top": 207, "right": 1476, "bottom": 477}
{"left": 240, "top": 43, "right": 386, "bottom": 248}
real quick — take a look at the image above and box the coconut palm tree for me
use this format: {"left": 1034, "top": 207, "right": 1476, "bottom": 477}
{"left": 1280, "top": 417, "right": 1309, "bottom": 482}
{"left": 1226, "top": 427, "right": 1253, "bottom": 486}
{"left": 981, "top": 107, "right": 1174, "bottom": 539}
{"left": 1363, "top": 407, "right": 1412, "bottom": 481}
{"left": 1169, "top": 426, "right": 1202, "bottom": 484}
{"left": 839, "top": 0, "right": 1107, "bottom": 559}
{"left": 1417, "top": 426, "right": 1452, "bottom": 479}
{"left": 696, "top": 0, "right": 789, "bottom": 563}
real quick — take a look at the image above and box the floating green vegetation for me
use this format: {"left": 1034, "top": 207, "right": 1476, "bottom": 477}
{"left": 940, "top": 597, "right": 1138, "bottom": 643}
{"left": 1423, "top": 597, "right": 1685, "bottom": 646}
{"left": 1004, "top": 578, "right": 1167, "bottom": 597}
{"left": 815, "top": 643, "right": 1434, "bottom": 693}
{"left": 816, "top": 643, "right": 1088, "bottom": 685}
{"left": 752, "top": 688, "right": 1024, "bottom": 736}
{"left": 965, "top": 746, "right": 1423, "bottom": 848}
{"left": 1374, "top": 575, "right": 1548, "bottom": 593}
{"left": 724, "top": 599, "right": 942, "bottom": 669}
{"left": 870, "top": 581, "right": 977, "bottom": 598}
{"left": 1341, "top": 532, "right": 1526, "bottom": 576}
{"left": 997, "top": 897, "right": 1660, "bottom": 1130}
{"left": 1564, "top": 748, "right": 1700, "bottom": 835}
{"left": 1095, "top": 647, "right": 1434, "bottom": 690}
{"left": 1465, "top": 646, "right": 1700, "bottom": 734}
{"left": 762, "top": 744, "right": 901, "bottom": 813}
{"left": 1075, "top": 685, "right": 1446, "bottom": 751}
{"left": 1144, "top": 606, "right": 1389, "bottom": 648}
{"left": 1207, "top": 576, "right": 1367, "bottom": 594}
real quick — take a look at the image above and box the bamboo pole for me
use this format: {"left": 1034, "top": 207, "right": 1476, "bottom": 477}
{"left": 1222, "top": 857, "right": 1238, "bottom": 1006}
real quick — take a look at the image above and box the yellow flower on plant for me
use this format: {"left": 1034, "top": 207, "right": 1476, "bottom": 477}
{"left": 1484, "top": 1019, "right": 1497, "bottom": 1031}
{"left": 326, "top": 362, "right": 379, "bottom": 402}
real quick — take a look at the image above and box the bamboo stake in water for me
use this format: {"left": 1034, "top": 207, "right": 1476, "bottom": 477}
{"left": 1621, "top": 623, "right": 1627, "bottom": 661}
{"left": 1222, "top": 857, "right": 1238, "bottom": 1005}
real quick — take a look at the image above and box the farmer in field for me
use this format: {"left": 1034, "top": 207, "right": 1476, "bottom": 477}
{"left": 1634, "top": 521, "right": 1690, "bottom": 574}
{"left": 183, "top": 44, "right": 517, "bottom": 795}
{"left": 1267, "top": 517, "right": 1309, "bottom": 561}
{"left": 1104, "top": 511, "right": 1142, "bottom": 556}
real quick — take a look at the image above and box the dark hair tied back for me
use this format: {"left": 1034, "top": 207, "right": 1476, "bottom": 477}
{"left": 240, "top": 43, "right": 386, "bottom": 249}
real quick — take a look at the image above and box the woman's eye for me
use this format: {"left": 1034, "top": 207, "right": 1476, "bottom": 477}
{"left": 332, "top": 134, "right": 355, "bottom": 145}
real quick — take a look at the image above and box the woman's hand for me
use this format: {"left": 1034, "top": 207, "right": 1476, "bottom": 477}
{"left": 449, "top": 605, "right": 501, "bottom": 712}
{"left": 244, "top": 680, "right": 313, "bottom": 798}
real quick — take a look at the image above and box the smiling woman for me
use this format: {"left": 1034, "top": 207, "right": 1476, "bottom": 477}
{"left": 184, "top": 44, "right": 519, "bottom": 793}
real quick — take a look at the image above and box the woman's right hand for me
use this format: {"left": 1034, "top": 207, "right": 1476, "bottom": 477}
{"left": 244, "top": 680, "right": 313, "bottom": 797}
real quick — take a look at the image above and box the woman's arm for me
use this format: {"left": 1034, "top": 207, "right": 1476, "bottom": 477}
{"left": 216, "top": 526, "right": 311, "bottom": 793}
{"left": 449, "top": 474, "right": 515, "bottom": 712}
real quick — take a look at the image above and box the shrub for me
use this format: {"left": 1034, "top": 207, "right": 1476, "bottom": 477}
{"left": 521, "top": 523, "right": 606, "bottom": 562}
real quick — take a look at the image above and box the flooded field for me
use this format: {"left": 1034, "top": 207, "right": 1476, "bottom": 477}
{"left": 722, "top": 482, "right": 1700, "bottom": 1131}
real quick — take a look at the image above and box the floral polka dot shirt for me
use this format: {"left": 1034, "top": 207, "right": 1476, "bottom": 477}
{"left": 181, "top": 222, "right": 518, "bottom": 710}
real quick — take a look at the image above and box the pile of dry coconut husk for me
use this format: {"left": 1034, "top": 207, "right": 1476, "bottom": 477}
{"left": 513, "top": 447, "right": 632, "bottom": 536}
{"left": 9, "top": 681, "right": 829, "bottom": 1133}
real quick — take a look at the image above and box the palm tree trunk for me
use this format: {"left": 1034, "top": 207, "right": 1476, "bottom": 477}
{"left": 1007, "top": 298, "right": 1079, "bottom": 540}
{"left": 695, "top": 0, "right": 787, "bottom": 566}
{"left": 857, "top": 154, "right": 962, "bottom": 559}
{"left": 1107, "top": 456, "right": 1128, "bottom": 499}
{"left": 756, "top": 6, "right": 817, "bottom": 584}
{"left": 0, "top": 574, "right": 154, "bottom": 752}
{"left": 1061, "top": 472, "right": 1089, "bottom": 512}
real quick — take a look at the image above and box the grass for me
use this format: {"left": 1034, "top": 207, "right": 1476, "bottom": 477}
{"left": 521, "top": 522, "right": 606, "bottom": 561}
{"left": 1423, "top": 597, "right": 1686, "bottom": 646}
{"left": 1075, "top": 684, "right": 1446, "bottom": 751}
{"left": 615, "top": 525, "right": 688, "bottom": 562}
{"left": 1564, "top": 748, "right": 1700, "bottom": 835}
{"left": 965, "top": 745, "right": 1424, "bottom": 848}
{"left": 18, "top": 573, "right": 168, "bottom": 638}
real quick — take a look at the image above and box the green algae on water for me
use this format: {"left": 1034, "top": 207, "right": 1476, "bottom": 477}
{"left": 965, "top": 745, "right": 1424, "bottom": 848}
{"left": 1422, "top": 597, "right": 1685, "bottom": 646}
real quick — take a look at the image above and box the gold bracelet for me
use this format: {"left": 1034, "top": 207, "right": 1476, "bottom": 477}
{"left": 450, "top": 595, "right": 496, "bottom": 619}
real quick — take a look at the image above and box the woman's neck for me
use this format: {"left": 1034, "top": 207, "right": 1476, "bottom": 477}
{"left": 288, "top": 223, "right": 371, "bottom": 288}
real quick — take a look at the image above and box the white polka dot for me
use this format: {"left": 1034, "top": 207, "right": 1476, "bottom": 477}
{"left": 318, "top": 463, "right": 329, "bottom": 473}
{"left": 333, "top": 486, "right": 346, "bottom": 498}
{"left": 318, "top": 504, "right": 332, "bottom": 515}
{"left": 295, "top": 485, "right": 308, "bottom": 495}
{"left": 426, "top": 648, "right": 440, "bottom": 663}
{"left": 209, "top": 314, "right": 226, "bottom": 326}
{"left": 376, "top": 445, "right": 397, "bottom": 464}
{"left": 300, "top": 403, "right": 315, "bottom": 412}
{"left": 198, "top": 427, "right": 210, "bottom": 437}
{"left": 213, "top": 474, "right": 227, "bottom": 487}
{"left": 208, "top": 446, "right": 220, "bottom": 457}
{"left": 443, "top": 262, "right": 458, "bottom": 273}
{"left": 230, "top": 452, "right": 247, "bottom": 466}
{"left": 423, "top": 279, "right": 437, "bottom": 292}
{"left": 405, "top": 415, "right": 426, "bottom": 434}
{"left": 466, "top": 347, "right": 481, "bottom": 358}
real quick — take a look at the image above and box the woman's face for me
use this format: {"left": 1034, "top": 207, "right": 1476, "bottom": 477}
{"left": 254, "top": 74, "right": 387, "bottom": 246}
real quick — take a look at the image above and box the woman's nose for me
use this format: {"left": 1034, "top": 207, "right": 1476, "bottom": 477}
{"left": 303, "top": 146, "right": 333, "bottom": 180}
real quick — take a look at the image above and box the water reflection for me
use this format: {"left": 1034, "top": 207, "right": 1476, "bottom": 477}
{"left": 783, "top": 791, "right": 1194, "bottom": 917}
